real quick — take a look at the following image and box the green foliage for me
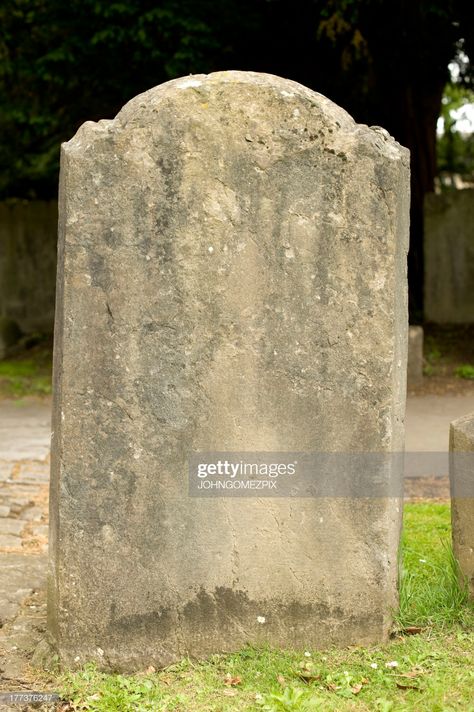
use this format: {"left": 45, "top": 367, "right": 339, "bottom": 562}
{"left": 455, "top": 364, "right": 474, "bottom": 380}
{"left": 397, "top": 503, "right": 472, "bottom": 628}
{"left": 0, "top": 343, "right": 52, "bottom": 397}
{"left": 423, "top": 338, "right": 441, "bottom": 377}
{"left": 1, "top": 0, "right": 473, "bottom": 200}
{"left": 0, "top": 0, "right": 232, "bottom": 198}
{"left": 261, "top": 686, "right": 323, "bottom": 710}
{"left": 437, "top": 82, "right": 474, "bottom": 181}
{"left": 61, "top": 663, "right": 185, "bottom": 710}
{"left": 0, "top": 359, "right": 36, "bottom": 377}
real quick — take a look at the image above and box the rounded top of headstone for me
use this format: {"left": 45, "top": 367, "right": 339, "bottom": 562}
{"left": 64, "top": 71, "right": 408, "bottom": 164}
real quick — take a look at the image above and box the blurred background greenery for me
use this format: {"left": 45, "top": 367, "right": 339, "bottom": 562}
{"left": 0, "top": 0, "right": 473, "bottom": 321}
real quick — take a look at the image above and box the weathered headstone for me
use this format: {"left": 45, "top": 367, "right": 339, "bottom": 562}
{"left": 450, "top": 413, "right": 474, "bottom": 598}
{"left": 424, "top": 189, "right": 474, "bottom": 324}
{"left": 49, "top": 71, "right": 409, "bottom": 670}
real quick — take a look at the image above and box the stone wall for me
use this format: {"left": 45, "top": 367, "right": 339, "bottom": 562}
{"left": 0, "top": 201, "right": 58, "bottom": 337}
{"left": 424, "top": 189, "right": 474, "bottom": 323}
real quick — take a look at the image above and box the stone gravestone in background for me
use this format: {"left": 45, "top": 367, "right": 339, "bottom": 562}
{"left": 49, "top": 72, "right": 409, "bottom": 670}
{"left": 424, "top": 189, "right": 474, "bottom": 324}
{"left": 450, "top": 414, "right": 474, "bottom": 599}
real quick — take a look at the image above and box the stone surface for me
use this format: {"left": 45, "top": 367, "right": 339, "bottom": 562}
{"left": 407, "top": 326, "right": 423, "bottom": 385}
{"left": 0, "top": 201, "right": 58, "bottom": 336}
{"left": 424, "top": 189, "right": 474, "bottom": 324}
{"left": 0, "top": 518, "right": 25, "bottom": 535}
{"left": 0, "top": 553, "right": 48, "bottom": 625}
{"left": 0, "top": 533, "right": 22, "bottom": 549}
{"left": 49, "top": 71, "right": 410, "bottom": 670}
{"left": 0, "top": 398, "right": 51, "bottom": 462}
{"left": 450, "top": 413, "right": 474, "bottom": 598}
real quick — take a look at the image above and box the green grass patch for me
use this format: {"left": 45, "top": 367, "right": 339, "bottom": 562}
{"left": 0, "top": 344, "right": 52, "bottom": 398}
{"left": 57, "top": 504, "right": 474, "bottom": 711}
{"left": 397, "top": 503, "right": 471, "bottom": 628}
{"left": 455, "top": 364, "right": 474, "bottom": 380}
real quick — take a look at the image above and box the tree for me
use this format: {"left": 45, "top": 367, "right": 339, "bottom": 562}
{"left": 1, "top": 0, "right": 473, "bottom": 317}
{"left": 437, "top": 82, "right": 474, "bottom": 185}
{"left": 306, "top": 1, "right": 474, "bottom": 318}
{"left": 0, "top": 0, "right": 236, "bottom": 197}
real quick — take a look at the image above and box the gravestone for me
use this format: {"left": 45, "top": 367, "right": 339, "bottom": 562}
{"left": 48, "top": 71, "right": 410, "bottom": 670}
{"left": 424, "top": 189, "right": 474, "bottom": 324}
{"left": 450, "top": 414, "right": 474, "bottom": 598}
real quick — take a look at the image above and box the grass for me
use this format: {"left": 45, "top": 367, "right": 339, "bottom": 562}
{"left": 56, "top": 503, "right": 474, "bottom": 711}
{"left": 0, "top": 340, "right": 52, "bottom": 398}
{"left": 455, "top": 364, "right": 474, "bottom": 380}
{"left": 397, "top": 503, "right": 471, "bottom": 628}
{"left": 421, "top": 325, "right": 474, "bottom": 381}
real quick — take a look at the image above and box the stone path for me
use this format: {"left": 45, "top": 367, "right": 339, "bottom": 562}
{"left": 405, "top": 392, "right": 474, "bottom": 452}
{"left": 404, "top": 392, "right": 474, "bottom": 499}
{"left": 0, "top": 398, "right": 51, "bottom": 697}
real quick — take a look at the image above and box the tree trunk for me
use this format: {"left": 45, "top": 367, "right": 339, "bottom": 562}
{"left": 376, "top": 83, "right": 444, "bottom": 320}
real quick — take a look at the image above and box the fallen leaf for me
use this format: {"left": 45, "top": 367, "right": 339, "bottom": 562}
{"left": 402, "top": 626, "right": 423, "bottom": 636}
{"left": 277, "top": 674, "right": 286, "bottom": 685}
{"left": 398, "top": 669, "right": 425, "bottom": 679}
{"left": 146, "top": 665, "right": 156, "bottom": 674}
{"left": 361, "top": 677, "right": 369, "bottom": 684}
{"left": 224, "top": 674, "right": 241, "bottom": 686}
{"left": 351, "top": 683, "right": 363, "bottom": 694}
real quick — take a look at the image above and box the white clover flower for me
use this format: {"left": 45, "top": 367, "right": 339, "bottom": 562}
{"left": 385, "top": 660, "right": 398, "bottom": 668}
{"left": 370, "top": 662, "right": 378, "bottom": 669}
{"left": 257, "top": 616, "right": 266, "bottom": 624}
{"left": 304, "top": 651, "right": 311, "bottom": 657}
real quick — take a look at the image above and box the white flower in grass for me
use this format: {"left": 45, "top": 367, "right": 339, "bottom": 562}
{"left": 370, "top": 662, "right": 378, "bottom": 669}
{"left": 419, "top": 558, "right": 427, "bottom": 563}
{"left": 257, "top": 615, "right": 266, "bottom": 624}
{"left": 385, "top": 660, "right": 398, "bottom": 668}
{"left": 304, "top": 651, "right": 311, "bottom": 657}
